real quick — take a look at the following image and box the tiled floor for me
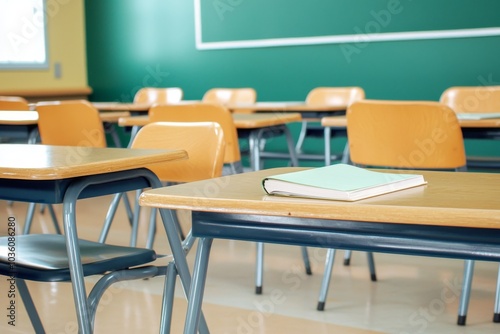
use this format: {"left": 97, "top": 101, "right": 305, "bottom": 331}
{"left": 0, "top": 195, "right": 498, "bottom": 333}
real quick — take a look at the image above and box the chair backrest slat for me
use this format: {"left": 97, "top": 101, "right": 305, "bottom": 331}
{"left": 347, "top": 100, "right": 466, "bottom": 170}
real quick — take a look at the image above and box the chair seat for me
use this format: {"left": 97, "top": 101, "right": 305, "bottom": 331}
{"left": 0, "top": 234, "right": 156, "bottom": 282}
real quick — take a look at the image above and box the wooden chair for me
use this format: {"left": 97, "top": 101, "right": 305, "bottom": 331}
{"left": 99, "top": 121, "right": 226, "bottom": 250}
{"left": 31, "top": 100, "right": 132, "bottom": 235}
{"left": 440, "top": 86, "right": 500, "bottom": 113}
{"left": 0, "top": 96, "right": 30, "bottom": 110}
{"left": 149, "top": 103, "right": 243, "bottom": 174}
{"left": 202, "top": 87, "right": 256, "bottom": 107}
{"left": 133, "top": 87, "right": 184, "bottom": 104}
{"left": 36, "top": 100, "right": 107, "bottom": 147}
{"left": 0, "top": 235, "right": 178, "bottom": 333}
{"left": 299, "top": 87, "right": 365, "bottom": 162}
{"left": 318, "top": 99, "right": 486, "bottom": 326}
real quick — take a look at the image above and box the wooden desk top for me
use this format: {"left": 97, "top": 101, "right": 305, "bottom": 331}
{"left": 0, "top": 144, "right": 187, "bottom": 180}
{"left": 118, "top": 113, "right": 302, "bottom": 129}
{"left": 0, "top": 110, "right": 131, "bottom": 125}
{"left": 98, "top": 111, "right": 131, "bottom": 123}
{"left": 321, "top": 115, "right": 500, "bottom": 128}
{"left": 92, "top": 102, "right": 151, "bottom": 112}
{"left": 0, "top": 110, "right": 38, "bottom": 125}
{"left": 232, "top": 112, "right": 302, "bottom": 128}
{"left": 140, "top": 167, "right": 500, "bottom": 229}
{"left": 92, "top": 100, "right": 201, "bottom": 113}
{"left": 227, "top": 102, "right": 347, "bottom": 113}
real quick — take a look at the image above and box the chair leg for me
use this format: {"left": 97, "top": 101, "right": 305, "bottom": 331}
{"left": 295, "top": 120, "right": 309, "bottom": 153}
{"left": 302, "top": 246, "right": 312, "bottom": 275}
{"left": 160, "top": 262, "right": 178, "bottom": 334}
{"left": 99, "top": 192, "right": 123, "bottom": 243}
{"left": 23, "top": 202, "right": 37, "bottom": 234}
{"left": 367, "top": 252, "right": 377, "bottom": 281}
{"left": 146, "top": 208, "right": 158, "bottom": 249}
{"left": 17, "top": 279, "right": 46, "bottom": 334}
{"left": 493, "top": 263, "right": 500, "bottom": 322}
{"left": 344, "top": 250, "right": 352, "bottom": 265}
{"left": 47, "top": 204, "right": 62, "bottom": 234}
{"left": 317, "top": 248, "right": 336, "bottom": 311}
{"left": 88, "top": 266, "right": 161, "bottom": 329}
{"left": 130, "top": 189, "right": 143, "bottom": 247}
{"left": 457, "top": 259, "right": 475, "bottom": 326}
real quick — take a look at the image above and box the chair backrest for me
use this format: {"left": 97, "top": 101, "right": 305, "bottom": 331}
{"left": 440, "top": 86, "right": 500, "bottom": 113}
{"left": 131, "top": 121, "right": 225, "bottom": 183}
{"left": 133, "top": 87, "right": 184, "bottom": 104}
{"left": 148, "top": 103, "right": 241, "bottom": 164}
{"left": 0, "top": 96, "right": 30, "bottom": 110}
{"left": 202, "top": 88, "right": 256, "bottom": 105}
{"left": 306, "top": 87, "right": 365, "bottom": 106}
{"left": 347, "top": 100, "right": 466, "bottom": 170}
{"left": 35, "top": 100, "right": 107, "bottom": 147}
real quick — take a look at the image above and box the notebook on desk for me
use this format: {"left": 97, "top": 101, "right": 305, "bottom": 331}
{"left": 262, "top": 164, "right": 427, "bottom": 202}
{"left": 456, "top": 112, "right": 500, "bottom": 120}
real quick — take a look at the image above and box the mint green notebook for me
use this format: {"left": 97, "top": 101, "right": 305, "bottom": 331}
{"left": 262, "top": 164, "right": 426, "bottom": 201}
{"left": 456, "top": 112, "right": 500, "bottom": 120}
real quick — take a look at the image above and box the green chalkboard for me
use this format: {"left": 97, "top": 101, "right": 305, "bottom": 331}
{"left": 198, "top": 0, "right": 500, "bottom": 48}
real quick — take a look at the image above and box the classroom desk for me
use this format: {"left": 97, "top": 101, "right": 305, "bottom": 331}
{"left": 0, "top": 144, "right": 205, "bottom": 334}
{"left": 118, "top": 112, "right": 303, "bottom": 171}
{"left": 321, "top": 116, "right": 500, "bottom": 166}
{"left": 0, "top": 110, "right": 130, "bottom": 147}
{"left": 227, "top": 102, "right": 347, "bottom": 162}
{"left": 226, "top": 101, "right": 346, "bottom": 116}
{"left": 92, "top": 100, "right": 201, "bottom": 114}
{"left": 139, "top": 167, "right": 500, "bottom": 334}
{"left": 91, "top": 102, "right": 151, "bottom": 113}
{"left": 0, "top": 110, "right": 39, "bottom": 143}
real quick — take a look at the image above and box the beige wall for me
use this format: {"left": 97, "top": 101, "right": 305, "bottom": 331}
{"left": 0, "top": 0, "right": 88, "bottom": 95}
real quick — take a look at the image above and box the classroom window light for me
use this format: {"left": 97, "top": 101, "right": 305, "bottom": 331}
{"left": 0, "top": 0, "right": 48, "bottom": 69}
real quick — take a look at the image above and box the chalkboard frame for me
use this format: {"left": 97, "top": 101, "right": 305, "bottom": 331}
{"left": 194, "top": 0, "right": 500, "bottom": 50}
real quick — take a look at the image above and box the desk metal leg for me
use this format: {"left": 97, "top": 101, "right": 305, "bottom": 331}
{"left": 184, "top": 237, "right": 213, "bottom": 334}
{"left": 324, "top": 127, "right": 331, "bottom": 166}
{"left": 458, "top": 259, "right": 475, "bottom": 325}
{"left": 341, "top": 142, "right": 351, "bottom": 164}
{"left": 63, "top": 182, "right": 93, "bottom": 333}
{"left": 255, "top": 242, "right": 264, "bottom": 294}
{"left": 494, "top": 265, "right": 500, "bottom": 322}
{"left": 159, "top": 208, "right": 211, "bottom": 334}
{"left": 58, "top": 169, "right": 200, "bottom": 334}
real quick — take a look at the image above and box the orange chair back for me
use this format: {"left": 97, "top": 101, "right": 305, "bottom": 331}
{"left": 134, "top": 87, "right": 183, "bottom": 105}
{"left": 0, "top": 96, "right": 30, "bottom": 110}
{"left": 202, "top": 88, "right": 256, "bottom": 105}
{"left": 148, "top": 103, "right": 241, "bottom": 164}
{"left": 440, "top": 86, "right": 500, "bottom": 113}
{"left": 306, "top": 87, "right": 365, "bottom": 107}
{"left": 131, "top": 121, "right": 225, "bottom": 183}
{"left": 35, "top": 100, "right": 107, "bottom": 147}
{"left": 347, "top": 100, "right": 466, "bottom": 169}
